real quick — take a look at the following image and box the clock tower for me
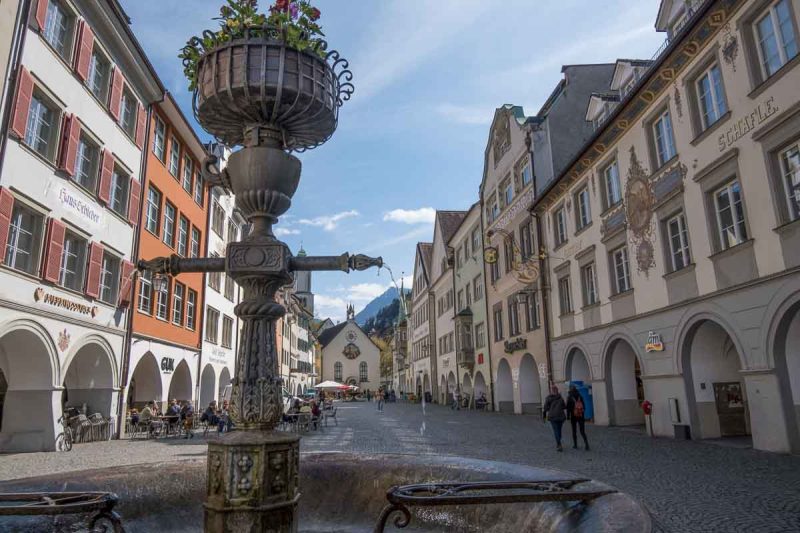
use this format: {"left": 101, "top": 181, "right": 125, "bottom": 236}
{"left": 293, "top": 246, "right": 314, "bottom": 315}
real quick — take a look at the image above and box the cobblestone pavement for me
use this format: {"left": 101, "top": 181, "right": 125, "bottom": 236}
{"left": 2, "top": 401, "right": 800, "bottom": 532}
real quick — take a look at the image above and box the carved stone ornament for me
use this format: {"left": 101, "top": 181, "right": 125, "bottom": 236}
{"left": 674, "top": 84, "right": 683, "bottom": 119}
{"left": 722, "top": 23, "right": 739, "bottom": 71}
{"left": 343, "top": 343, "right": 361, "bottom": 360}
{"left": 624, "top": 147, "right": 656, "bottom": 275}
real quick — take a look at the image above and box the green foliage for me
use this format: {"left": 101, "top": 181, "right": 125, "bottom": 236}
{"left": 178, "top": 0, "right": 326, "bottom": 91}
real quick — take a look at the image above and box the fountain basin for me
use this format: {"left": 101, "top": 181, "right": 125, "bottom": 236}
{"left": 0, "top": 452, "right": 650, "bottom": 532}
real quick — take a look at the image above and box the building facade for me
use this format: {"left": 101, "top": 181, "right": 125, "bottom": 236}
{"left": 534, "top": 0, "right": 800, "bottom": 453}
{"left": 127, "top": 94, "right": 207, "bottom": 414}
{"left": 318, "top": 308, "right": 381, "bottom": 389}
{"left": 410, "top": 242, "right": 435, "bottom": 400}
{"left": 0, "top": 0, "right": 161, "bottom": 451}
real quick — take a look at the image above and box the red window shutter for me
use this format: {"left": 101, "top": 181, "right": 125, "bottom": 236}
{"left": 10, "top": 67, "right": 34, "bottom": 139}
{"left": 97, "top": 148, "right": 114, "bottom": 204}
{"left": 35, "top": 0, "right": 49, "bottom": 31}
{"left": 85, "top": 241, "right": 104, "bottom": 298}
{"left": 108, "top": 67, "right": 124, "bottom": 121}
{"left": 74, "top": 20, "right": 94, "bottom": 82}
{"left": 118, "top": 259, "right": 136, "bottom": 307}
{"left": 43, "top": 218, "right": 66, "bottom": 283}
{"left": 128, "top": 177, "right": 141, "bottom": 225}
{"left": 58, "top": 114, "right": 81, "bottom": 176}
{"left": 0, "top": 188, "right": 16, "bottom": 265}
{"left": 135, "top": 103, "right": 147, "bottom": 149}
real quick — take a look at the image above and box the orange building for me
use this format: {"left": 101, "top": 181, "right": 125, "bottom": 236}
{"left": 124, "top": 93, "right": 208, "bottom": 411}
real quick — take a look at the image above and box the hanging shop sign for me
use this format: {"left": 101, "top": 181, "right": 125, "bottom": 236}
{"left": 645, "top": 331, "right": 664, "bottom": 353}
{"left": 34, "top": 288, "right": 98, "bottom": 317}
{"left": 477, "top": 353, "right": 484, "bottom": 365}
{"left": 504, "top": 337, "right": 527, "bottom": 354}
{"left": 161, "top": 357, "right": 175, "bottom": 373}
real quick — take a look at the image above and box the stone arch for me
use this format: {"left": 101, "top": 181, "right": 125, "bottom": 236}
{"left": 474, "top": 371, "right": 487, "bottom": 400}
{"left": 678, "top": 315, "right": 749, "bottom": 440}
{"left": 61, "top": 337, "right": 117, "bottom": 419}
{"left": 602, "top": 335, "right": 645, "bottom": 426}
{"left": 462, "top": 373, "right": 473, "bottom": 399}
{"left": 128, "top": 352, "right": 162, "bottom": 410}
{"left": 199, "top": 364, "right": 217, "bottom": 409}
{"left": 675, "top": 308, "right": 749, "bottom": 374}
{"left": 496, "top": 358, "right": 513, "bottom": 413}
{"left": 218, "top": 367, "right": 232, "bottom": 403}
{"left": 439, "top": 376, "right": 447, "bottom": 404}
{"left": 167, "top": 360, "right": 193, "bottom": 403}
{"left": 519, "top": 353, "right": 542, "bottom": 414}
{"left": 0, "top": 320, "right": 59, "bottom": 452}
{"left": 423, "top": 373, "right": 431, "bottom": 395}
{"left": 63, "top": 334, "right": 118, "bottom": 389}
{"left": 765, "top": 288, "right": 800, "bottom": 453}
{"left": 564, "top": 346, "right": 592, "bottom": 383}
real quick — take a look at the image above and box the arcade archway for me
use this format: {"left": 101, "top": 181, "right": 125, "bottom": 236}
{"left": 129, "top": 352, "right": 162, "bottom": 411}
{"left": 473, "top": 371, "right": 487, "bottom": 402}
{"left": 199, "top": 364, "right": 216, "bottom": 409}
{"left": 167, "top": 360, "right": 193, "bottom": 404}
{"left": 62, "top": 341, "right": 115, "bottom": 419}
{"left": 565, "top": 347, "right": 591, "bottom": 383}
{"left": 519, "top": 354, "right": 542, "bottom": 414}
{"left": 772, "top": 298, "right": 800, "bottom": 452}
{"left": 496, "top": 358, "right": 513, "bottom": 413}
{"left": 219, "top": 367, "right": 232, "bottom": 402}
{"left": 605, "top": 339, "right": 644, "bottom": 426}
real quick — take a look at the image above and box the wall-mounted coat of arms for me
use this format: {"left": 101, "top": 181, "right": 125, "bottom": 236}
{"left": 343, "top": 343, "right": 360, "bottom": 360}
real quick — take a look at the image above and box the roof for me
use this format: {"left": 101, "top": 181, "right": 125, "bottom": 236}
{"left": 419, "top": 242, "right": 433, "bottom": 280}
{"left": 436, "top": 211, "right": 467, "bottom": 244}
{"left": 317, "top": 322, "right": 347, "bottom": 348}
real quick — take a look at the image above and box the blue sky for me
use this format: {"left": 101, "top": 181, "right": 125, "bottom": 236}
{"left": 120, "top": 0, "right": 665, "bottom": 323}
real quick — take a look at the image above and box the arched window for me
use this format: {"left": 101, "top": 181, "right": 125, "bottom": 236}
{"left": 359, "top": 361, "right": 368, "bottom": 382}
{"left": 334, "top": 362, "right": 342, "bottom": 381}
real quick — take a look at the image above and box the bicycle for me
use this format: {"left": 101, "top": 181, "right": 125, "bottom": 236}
{"left": 56, "top": 414, "right": 73, "bottom": 452}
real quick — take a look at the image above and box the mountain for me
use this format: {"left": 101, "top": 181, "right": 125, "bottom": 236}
{"left": 355, "top": 286, "right": 410, "bottom": 327}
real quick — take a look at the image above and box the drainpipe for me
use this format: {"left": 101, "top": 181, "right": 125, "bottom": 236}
{"left": 0, "top": 0, "right": 33, "bottom": 174}
{"left": 450, "top": 251, "right": 460, "bottom": 396}
{"left": 479, "top": 204, "right": 496, "bottom": 410}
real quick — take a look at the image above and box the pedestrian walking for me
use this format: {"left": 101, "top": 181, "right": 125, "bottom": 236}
{"left": 543, "top": 385, "right": 567, "bottom": 452}
{"left": 377, "top": 388, "right": 385, "bottom": 412}
{"left": 566, "top": 385, "right": 590, "bottom": 450}
{"left": 366, "top": 389, "right": 372, "bottom": 402}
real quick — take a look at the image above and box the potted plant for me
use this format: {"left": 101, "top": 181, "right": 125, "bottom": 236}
{"left": 180, "top": 0, "right": 353, "bottom": 150}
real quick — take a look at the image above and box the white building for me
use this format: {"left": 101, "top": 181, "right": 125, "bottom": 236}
{"left": 319, "top": 307, "right": 381, "bottom": 390}
{"left": 0, "top": 0, "right": 161, "bottom": 451}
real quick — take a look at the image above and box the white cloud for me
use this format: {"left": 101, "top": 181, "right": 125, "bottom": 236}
{"left": 315, "top": 294, "right": 348, "bottom": 323}
{"left": 434, "top": 103, "right": 492, "bottom": 126}
{"left": 298, "top": 210, "right": 359, "bottom": 231}
{"left": 383, "top": 207, "right": 436, "bottom": 225}
{"left": 274, "top": 228, "right": 300, "bottom": 237}
{"left": 346, "top": 283, "right": 388, "bottom": 302}
{"left": 364, "top": 226, "right": 432, "bottom": 253}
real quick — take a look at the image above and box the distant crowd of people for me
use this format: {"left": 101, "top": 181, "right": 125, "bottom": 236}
{"left": 200, "top": 400, "right": 233, "bottom": 434}
{"left": 129, "top": 399, "right": 196, "bottom": 438}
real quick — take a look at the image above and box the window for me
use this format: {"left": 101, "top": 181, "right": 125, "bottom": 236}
{"left": 194, "top": 171, "right": 204, "bottom": 205}
{"left": 359, "top": 362, "right": 368, "bottom": 382}
{"left": 612, "top": 246, "right": 632, "bottom": 293}
{"left": 554, "top": 206, "right": 567, "bottom": 246}
{"left": 503, "top": 237, "right": 515, "bottom": 273}
{"left": 604, "top": 160, "right": 622, "bottom": 208}
{"left": 169, "top": 136, "right": 180, "bottom": 177}
{"left": 520, "top": 219, "right": 533, "bottom": 259}
{"left": 490, "top": 257, "right": 500, "bottom": 283}
{"left": 473, "top": 275, "right": 483, "bottom": 301}
{"left": 186, "top": 289, "right": 197, "bottom": 330}
{"left": 25, "top": 93, "right": 59, "bottom": 161}
{"left": 582, "top": 262, "right": 598, "bottom": 306}
{"left": 162, "top": 202, "right": 176, "bottom": 246}
{"left": 109, "top": 168, "right": 129, "bottom": 217}
{"left": 182, "top": 156, "right": 193, "bottom": 192}
{"left": 653, "top": 109, "right": 677, "bottom": 167}
{"left": 43, "top": 0, "right": 76, "bottom": 61}
{"left": 558, "top": 276, "right": 573, "bottom": 315}
{"left": 224, "top": 274, "right": 236, "bottom": 301}
{"left": 153, "top": 117, "right": 166, "bottom": 161}
{"left": 87, "top": 48, "right": 111, "bottom": 103}
{"left": 209, "top": 253, "right": 221, "bottom": 291}
{"left": 521, "top": 163, "right": 532, "bottom": 187}
{"left": 508, "top": 296, "right": 520, "bottom": 336}
{"left": 138, "top": 270, "right": 152, "bottom": 314}
{"left": 457, "top": 290, "right": 464, "bottom": 312}
{"left": 145, "top": 187, "right": 161, "bottom": 235}
{"left": 667, "top": 213, "right": 691, "bottom": 271}
{"left": 493, "top": 307, "right": 504, "bottom": 341}
{"left": 227, "top": 219, "right": 238, "bottom": 244}
{"left": 503, "top": 178, "right": 514, "bottom": 207}
{"left": 474, "top": 322, "right": 486, "bottom": 349}
{"left": 155, "top": 282, "right": 169, "bottom": 320}
{"left": 58, "top": 231, "right": 87, "bottom": 291}
{"left": 172, "top": 282, "right": 185, "bottom": 326}
{"left": 714, "top": 180, "right": 748, "bottom": 249}
{"left": 120, "top": 89, "right": 136, "bottom": 138}
{"left": 524, "top": 291, "right": 540, "bottom": 331}
{"left": 212, "top": 199, "right": 225, "bottom": 236}
{"left": 576, "top": 187, "right": 591, "bottom": 229}
{"left": 696, "top": 64, "right": 727, "bottom": 129}
{"left": 99, "top": 252, "right": 120, "bottom": 305}
{"left": 74, "top": 135, "right": 100, "bottom": 191}
{"left": 465, "top": 283, "right": 472, "bottom": 308}
{"left": 222, "top": 315, "right": 234, "bottom": 348}
{"left": 334, "top": 362, "right": 343, "bottom": 381}
{"left": 755, "top": 0, "right": 798, "bottom": 78}
{"left": 205, "top": 306, "right": 220, "bottom": 343}
{"left": 190, "top": 227, "right": 200, "bottom": 258}
{"left": 471, "top": 227, "right": 481, "bottom": 254}
{"left": 177, "top": 216, "right": 189, "bottom": 256}
{"left": 5, "top": 203, "right": 44, "bottom": 274}
{"left": 780, "top": 142, "right": 800, "bottom": 221}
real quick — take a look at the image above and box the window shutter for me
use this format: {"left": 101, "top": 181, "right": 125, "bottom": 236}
{"left": 43, "top": 218, "right": 66, "bottom": 283}
{"left": 10, "top": 67, "right": 34, "bottom": 139}
{"left": 118, "top": 259, "right": 136, "bottom": 307}
{"left": 85, "top": 241, "right": 104, "bottom": 298}
{"left": 97, "top": 148, "right": 113, "bottom": 204}
{"left": 128, "top": 177, "right": 141, "bottom": 225}
{"left": 58, "top": 114, "right": 81, "bottom": 177}
{"left": 74, "top": 20, "right": 94, "bottom": 82}
{"left": 108, "top": 67, "right": 124, "bottom": 121}
{"left": 35, "top": 0, "right": 49, "bottom": 31}
{"left": 0, "top": 188, "right": 15, "bottom": 265}
{"left": 135, "top": 103, "right": 147, "bottom": 149}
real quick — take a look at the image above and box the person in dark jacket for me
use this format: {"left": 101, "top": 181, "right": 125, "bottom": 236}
{"left": 566, "top": 385, "right": 590, "bottom": 450}
{"left": 543, "top": 385, "right": 567, "bottom": 451}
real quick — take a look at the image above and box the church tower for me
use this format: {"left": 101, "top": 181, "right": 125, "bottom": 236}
{"left": 294, "top": 246, "right": 314, "bottom": 315}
